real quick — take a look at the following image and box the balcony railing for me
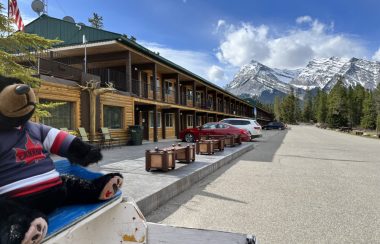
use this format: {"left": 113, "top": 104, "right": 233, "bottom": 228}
{"left": 162, "top": 88, "right": 176, "bottom": 103}
{"left": 87, "top": 68, "right": 128, "bottom": 92}
{"left": 132, "top": 79, "right": 149, "bottom": 98}
{"left": 195, "top": 101, "right": 213, "bottom": 110}
{"left": 37, "top": 58, "right": 83, "bottom": 82}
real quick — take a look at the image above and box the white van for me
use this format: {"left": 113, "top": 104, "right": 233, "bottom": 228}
{"left": 220, "top": 118, "right": 262, "bottom": 139}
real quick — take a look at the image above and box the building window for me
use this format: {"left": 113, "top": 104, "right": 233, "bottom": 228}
{"left": 165, "top": 113, "right": 174, "bottom": 127}
{"left": 103, "top": 105, "right": 123, "bottom": 129}
{"left": 187, "top": 89, "right": 193, "bottom": 100}
{"left": 165, "top": 81, "right": 173, "bottom": 95}
{"left": 196, "top": 116, "right": 202, "bottom": 127}
{"left": 150, "top": 76, "right": 160, "bottom": 91}
{"left": 149, "top": 111, "right": 161, "bottom": 128}
{"left": 40, "top": 99, "right": 74, "bottom": 129}
{"left": 187, "top": 115, "right": 193, "bottom": 127}
{"left": 196, "top": 92, "right": 202, "bottom": 103}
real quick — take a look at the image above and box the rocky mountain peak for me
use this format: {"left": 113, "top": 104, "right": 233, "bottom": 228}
{"left": 226, "top": 57, "right": 380, "bottom": 103}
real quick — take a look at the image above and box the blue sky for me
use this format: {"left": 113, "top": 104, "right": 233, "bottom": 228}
{"left": 15, "top": 0, "right": 380, "bottom": 87}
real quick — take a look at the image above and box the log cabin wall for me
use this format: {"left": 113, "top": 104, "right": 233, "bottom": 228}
{"left": 99, "top": 92, "right": 134, "bottom": 145}
{"left": 33, "top": 80, "right": 81, "bottom": 131}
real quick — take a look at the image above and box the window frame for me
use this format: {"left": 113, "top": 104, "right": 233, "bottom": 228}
{"left": 187, "top": 115, "right": 193, "bottom": 127}
{"left": 186, "top": 89, "right": 193, "bottom": 100}
{"left": 165, "top": 80, "right": 173, "bottom": 95}
{"left": 39, "top": 98, "right": 75, "bottom": 130}
{"left": 103, "top": 105, "right": 124, "bottom": 129}
{"left": 149, "top": 111, "right": 162, "bottom": 128}
{"left": 165, "top": 113, "right": 174, "bottom": 127}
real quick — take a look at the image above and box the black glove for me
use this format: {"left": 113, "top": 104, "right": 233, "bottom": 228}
{"left": 67, "top": 138, "right": 103, "bottom": 166}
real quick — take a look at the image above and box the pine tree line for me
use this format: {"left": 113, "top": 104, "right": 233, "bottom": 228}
{"left": 273, "top": 77, "right": 380, "bottom": 131}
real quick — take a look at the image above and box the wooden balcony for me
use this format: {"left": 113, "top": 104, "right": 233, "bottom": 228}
{"left": 37, "top": 58, "right": 83, "bottom": 82}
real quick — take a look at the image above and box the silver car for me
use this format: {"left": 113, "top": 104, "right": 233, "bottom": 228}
{"left": 220, "top": 118, "right": 262, "bottom": 139}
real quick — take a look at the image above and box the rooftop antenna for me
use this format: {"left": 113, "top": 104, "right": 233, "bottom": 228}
{"left": 31, "top": 0, "right": 48, "bottom": 16}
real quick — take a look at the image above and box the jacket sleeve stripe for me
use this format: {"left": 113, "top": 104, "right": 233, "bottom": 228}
{"left": 43, "top": 128, "right": 60, "bottom": 152}
{"left": 50, "top": 131, "right": 70, "bottom": 155}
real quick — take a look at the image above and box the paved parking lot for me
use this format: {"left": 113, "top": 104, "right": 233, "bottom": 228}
{"left": 147, "top": 126, "right": 380, "bottom": 243}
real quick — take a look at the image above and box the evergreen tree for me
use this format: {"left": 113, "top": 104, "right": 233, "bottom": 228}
{"left": 88, "top": 13, "right": 104, "bottom": 29}
{"left": 316, "top": 89, "right": 328, "bottom": 123}
{"left": 280, "top": 88, "right": 297, "bottom": 124}
{"left": 273, "top": 96, "right": 281, "bottom": 121}
{"left": 327, "top": 78, "right": 348, "bottom": 128}
{"left": 360, "top": 91, "right": 377, "bottom": 129}
{"left": 0, "top": 3, "right": 57, "bottom": 117}
{"left": 352, "top": 84, "right": 365, "bottom": 126}
{"left": 295, "top": 96, "right": 302, "bottom": 122}
{"left": 346, "top": 86, "right": 355, "bottom": 127}
{"left": 374, "top": 83, "right": 380, "bottom": 134}
{"left": 303, "top": 89, "right": 313, "bottom": 122}
{"left": 312, "top": 89, "right": 320, "bottom": 121}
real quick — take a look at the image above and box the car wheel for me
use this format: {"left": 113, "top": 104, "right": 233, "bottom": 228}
{"left": 184, "top": 133, "right": 195, "bottom": 142}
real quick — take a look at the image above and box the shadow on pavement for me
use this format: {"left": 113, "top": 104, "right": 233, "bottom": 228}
{"left": 146, "top": 130, "right": 288, "bottom": 222}
{"left": 239, "top": 130, "right": 288, "bottom": 162}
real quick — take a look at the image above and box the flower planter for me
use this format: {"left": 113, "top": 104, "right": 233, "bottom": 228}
{"left": 171, "top": 143, "right": 196, "bottom": 163}
{"left": 145, "top": 148, "right": 176, "bottom": 172}
{"left": 196, "top": 140, "right": 215, "bottom": 155}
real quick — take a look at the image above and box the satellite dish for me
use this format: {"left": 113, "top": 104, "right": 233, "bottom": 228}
{"left": 63, "top": 16, "right": 75, "bottom": 23}
{"left": 77, "top": 22, "right": 86, "bottom": 26}
{"left": 31, "top": 0, "right": 44, "bottom": 16}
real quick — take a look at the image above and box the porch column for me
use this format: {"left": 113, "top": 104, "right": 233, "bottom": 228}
{"left": 192, "top": 81, "right": 196, "bottom": 107}
{"left": 153, "top": 105, "right": 158, "bottom": 142}
{"left": 153, "top": 64, "right": 157, "bottom": 101}
{"left": 222, "top": 94, "right": 225, "bottom": 113}
{"left": 161, "top": 79, "right": 165, "bottom": 102}
{"left": 175, "top": 109, "right": 180, "bottom": 139}
{"left": 162, "top": 111, "right": 166, "bottom": 139}
{"left": 125, "top": 51, "right": 132, "bottom": 92}
{"left": 175, "top": 75, "right": 180, "bottom": 104}
{"left": 214, "top": 90, "right": 217, "bottom": 111}
{"left": 193, "top": 110, "right": 197, "bottom": 128}
{"left": 204, "top": 86, "right": 208, "bottom": 109}
{"left": 234, "top": 99, "right": 238, "bottom": 115}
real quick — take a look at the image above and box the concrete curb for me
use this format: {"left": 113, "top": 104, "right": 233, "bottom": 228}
{"left": 136, "top": 144, "right": 254, "bottom": 215}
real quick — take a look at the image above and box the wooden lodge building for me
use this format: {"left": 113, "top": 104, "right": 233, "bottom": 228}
{"left": 23, "top": 15, "right": 273, "bottom": 143}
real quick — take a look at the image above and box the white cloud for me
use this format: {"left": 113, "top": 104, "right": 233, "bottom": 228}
{"left": 207, "top": 65, "right": 225, "bottom": 82}
{"left": 372, "top": 48, "right": 380, "bottom": 61}
{"left": 215, "top": 16, "right": 368, "bottom": 69}
{"left": 216, "top": 23, "right": 270, "bottom": 67}
{"left": 140, "top": 41, "right": 215, "bottom": 80}
{"left": 296, "top": 16, "right": 312, "bottom": 24}
{"left": 216, "top": 19, "right": 226, "bottom": 31}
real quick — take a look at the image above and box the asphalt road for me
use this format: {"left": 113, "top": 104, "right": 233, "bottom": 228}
{"left": 146, "top": 126, "right": 380, "bottom": 243}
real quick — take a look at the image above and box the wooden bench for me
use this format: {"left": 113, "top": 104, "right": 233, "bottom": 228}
{"left": 354, "top": 130, "right": 364, "bottom": 136}
{"left": 145, "top": 148, "right": 176, "bottom": 172}
{"left": 340, "top": 127, "right": 352, "bottom": 133}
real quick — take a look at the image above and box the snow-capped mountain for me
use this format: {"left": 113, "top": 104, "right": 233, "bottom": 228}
{"left": 226, "top": 57, "right": 380, "bottom": 102}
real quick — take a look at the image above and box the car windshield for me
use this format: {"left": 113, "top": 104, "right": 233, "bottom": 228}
{"left": 202, "top": 123, "right": 217, "bottom": 129}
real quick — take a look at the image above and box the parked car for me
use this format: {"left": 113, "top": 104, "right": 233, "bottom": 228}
{"left": 179, "top": 122, "right": 251, "bottom": 143}
{"left": 262, "top": 121, "right": 286, "bottom": 130}
{"left": 220, "top": 118, "right": 262, "bottom": 139}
